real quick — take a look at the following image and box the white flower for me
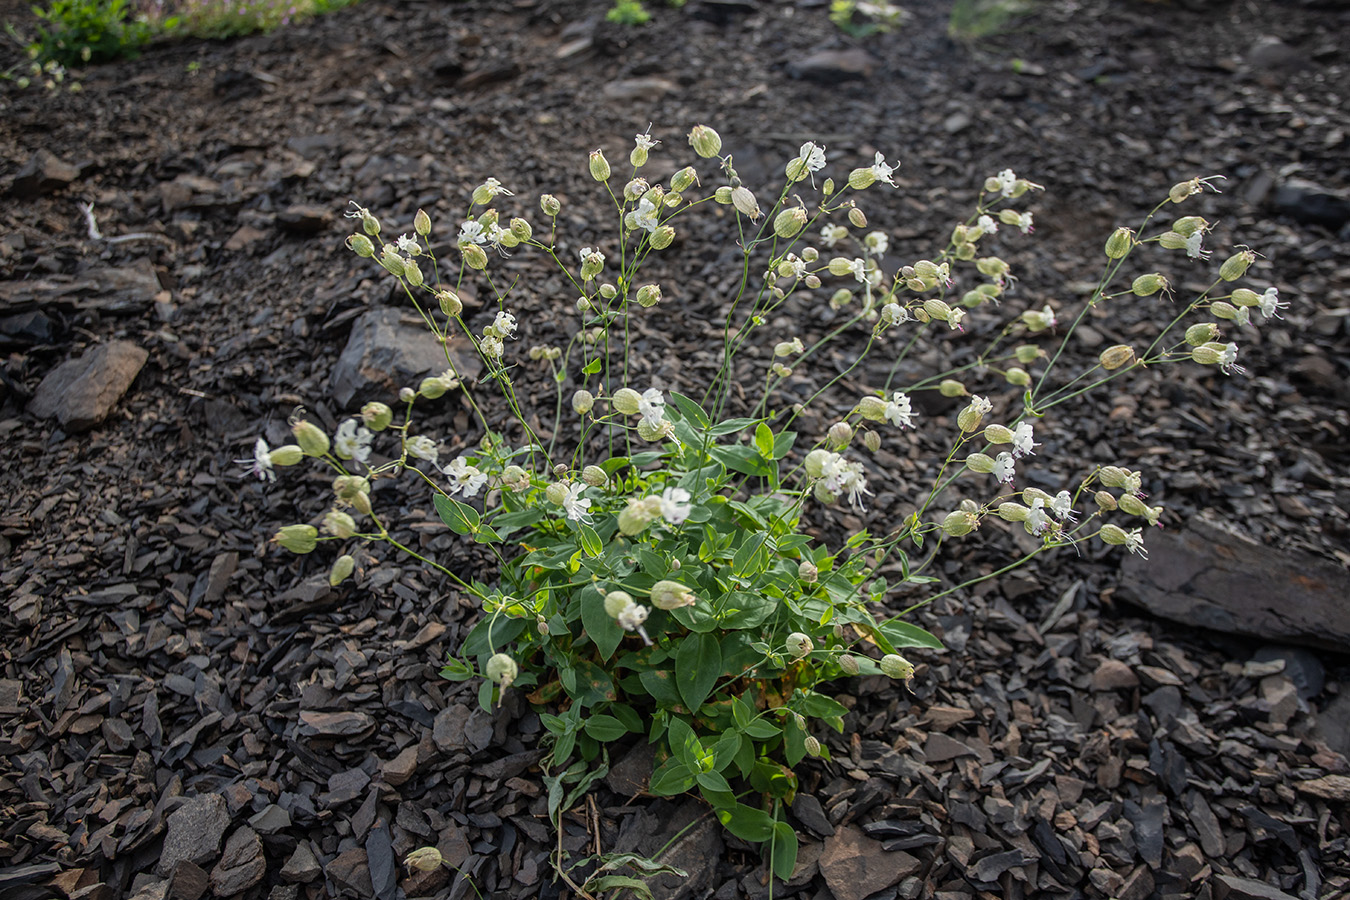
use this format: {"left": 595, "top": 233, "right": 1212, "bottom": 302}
{"left": 561, "top": 483, "right": 592, "bottom": 522}
{"left": 1258, "top": 287, "right": 1287, "bottom": 320}
{"left": 458, "top": 220, "right": 486, "bottom": 245}
{"left": 947, "top": 308, "right": 966, "bottom": 332}
{"left": 846, "top": 257, "right": 869, "bottom": 284}
{"left": 493, "top": 310, "right": 517, "bottom": 338}
{"left": 580, "top": 246, "right": 605, "bottom": 265}
{"left": 476, "top": 177, "right": 512, "bottom": 199}
{"left": 616, "top": 603, "right": 649, "bottom": 632}
{"left": 1185, "top": 231, "right": 1210, "bottom": 260}
{"left": 238, "top": 437, "right": 275, "bottom": 482}
{"left": 444, "top": 457, "right": 488, "bottom": 497}
{"left": 632, "top": 197, "right": 660, "bottom": 234}
{"left": 821, "top": 224, "right": 848, "bottom": 248}
{"left": 486, "top": 223, "right": 510, "bottom": 249}
{"left": 992, "top": 451, "right": 1017, "bottom": 484}
{"left": 1011, "top": 422, "right": 1038, "bottom": 459}
{"left": 634, "top": 132, "right": 659, "bottom": 151}
{"left": 798, "top": 141, "right": 827, "bottom": 174}
{"left": 1233, "top": 305, "right": 1251, "bottom": 327}
{"left": 839, "top": 463, "right": 872, "bottom": 511}
{"left": 1218, "top": 342, "right": 1245, "bottom": 375}
{"left": 971, "top": 396, "right": 993, "bottom": 417}
{"left": 1123, "top": 527, "right": 1147, "bottom": 558}
{"left": 637, "top": 388, "right": 666, "bottom": 427}
{"left": 784, "top": 254, "right": 807, "bottom": 279}
{"left": 995, "top": 168, "right": 1017, "bottom": 197}
{"left": 1051, "top": 490, "right": 1077, "bottom": 522}
{"left": 334, "top": 419, "right": 373, "bottom": 465}
{"left": 481, "top": 335, "right": 504, "bottom": 359}
{"left": 864, "top": 231, "right": 888, "bottom": 257}
{"left": 977, "top": 215, "right": 999, "bottom": 235}
{"left": 869, "top": 152, "right": 897, "bottom": 186}
{"left": 659, "top": 487, "right": 691, "bottom": 524}
{"left": 1016, "top": 212, "right": 1034, "bottom": 234}
{"left": 406, "top": 435, "right": 439, "bottom": 466}
{"left": 396, "top": 233, "right": 419, "bottom": 255}
{"left": 1025, "top": 498, "right": 1052, "bottom": 536}
{"left": 884, "top": 391, "right": 915, "bottom": 429}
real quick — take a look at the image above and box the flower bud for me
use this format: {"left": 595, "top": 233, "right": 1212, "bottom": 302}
{"left": 774, "top": 207, "right": 807, "bottom": 238}
{"left": 671, "top": 166, "right": 697, "bottom": 193}
{"left": 786, "top": 632, "right": 813, "bottom": 659}
{"left": 731, "top": 186, "right": 760, "bottom": 220}
{"left": 540, "top": 194, "right": 561, "bottom": 216}
{"left": 804, "top": 736, "right": 822, "bottom": 758}
{"left": 1099, "top": 344, "right": 1135, "bottom": 370}
{"left": 588, "top": 148, "right": 611, "bottom": 182}
{"left": 1219, "top": 249, "right": 1256, "bottom": 282}
{"left": 378, "top": 247, "right": 406, "bottom": 278}
{"left": 1159, "top": 231, "right": 1189, "bottom": 251}
{"left": 847, "top": 167, "right": 876, "bottom": 190}
{"left": 828, "top": 421, "right": 853, "bottom": 448}
{"left": 360, "top": 402, "right": 393, "bottom": 431}
{"left": 611, "top": 388, "right": 641, "bottom": 415}
{"left": 485, "top": 653, "right": 518, "bottom": 687}
{"left": 636, "top": 283, "right": 662, "bottom": 307}
{"left": 581, "top": 465, "right": 607, "bottom": 487}
{"left": 957, "top": 397, "right": 993, "bottom": 433}
{"left": 798, "top": 560, "right": 818, "bottom": 583}
{"left": 544, "top": 482, "right": 569, "bottom": 506}
{"left": 618, "top": 497, "right": 660, "bottom": 536}
{"left": 984, "top": 424, "right": 1014, "bottom": 444}
{"left": 1117, "top": 492, "right": 1151, "bottom": 518}
{"left": 923, "top": 298, "right": 952, "bottom": 324}
{"left": 687, "top": 125, "right": 722, "bottom": 158}
{"left": 1169, "top": 178, "right": 1202, "bottom": 203}
{"left": 1230, "top": 288, "right": 1259, "bottom": 307}
{"left": 1131, "top": 273, "right": 1168, "bottom": 296}
{"left": 714, "top": 186, "right": 734, "bottom": 204}
{"left": 839, "top": 655, "right": 860, "bottom": 675}
{"left": 630, "top": 143, "right": 649, "bottom": 169}
{"left": 997, "top": 502, "right": 1030, "bottom": 522}
{"left": 327, "top": 554, "right": 356, "bottom": 588}
{"left": 419, "top": 376, "right": 448, "bottom": 399}
{"left": 1185, "top": 322, "right": 1219, "bottom": 345}
{"left": 651, "top": 226, "right": 675, "bottom": 249}
{"left": 848, "top": 207, "right": 867, "bottom": 228}
{"left": 1098, "top": 523, "right": 1133, "bottom": 547}
{"left": 510, "top": 217, "right": 532, "bottom": 241}
{"left": 1104, "top": 227, "right": 1135, "bottom": 259}
{"left": 405, "top": 847, "right": 443, "bottom": 873}
{"left": 347, "top": 233, "right": 375, "bottom": 257}
{"left": 268, "top": 444, "right": 303, "bottom": 466}
{"left": 461, "top": 243, "right": 488, "bottom": 270}
{"left": 572, "top": 389, "right": 595, "bottom": 415}
{"left": 360, "top": 210, "right": 380, "bottom": 236}
{"left": 1005, "top": 367, "right": 1031, "bottom": 387}
{"left": 942, "top": 510, "right": 979, "bottom": 537}
{"left": 273, "top": 524, "right": 318, "bottom": 554}
{"left": 500, "top": 465, "right": 528, "bottom": 492}
{"left": 650, "top": 580, "right": 695, "bottom": 610}
{"left": 401, "top": 257, "right": 423, "bottom": 287}
{"left": 637, "top": 419, "right": 671, "bottom": 442}
{"left": 399, "top": 387, "right": 416, "bottom": 403}
{"left": 1210, "top": 301, "right": 1241, "bottom": 322}
{"left": 293, "top": 421, "right": 330, "bottom": 457}
{"left": 856, "top": 396, "right": 888, "bottom": 422}
{"left": 323, "top": 509, "right": 358, "bottom": 539}
{"left": 880, "top": 654, "right": 914, "bottom": 680}
{"left": 604, "top": 590, "right": 635, "bottom": 618}
{"left": 939, "top": 379, "right": 968, "bottom": 398}
{"left": 623, "top": 178, "right": 648, "bottom": 202}
{"left": 1191, "top": 344, "right": 1222, "bottom": 365}
{"left": 1094, "top": 490, "right": 1118, "bottom": 511}
{"left": 1171, "top": 215, "right": 1208, "bottom": 237}
{"left": 965, "top": 453, "right": 996, "bottom": 474}
{"left": 333, "top": 475, "right": 371, "bottom": 502}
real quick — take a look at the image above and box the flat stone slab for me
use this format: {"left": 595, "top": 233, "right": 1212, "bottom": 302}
{"left": 1119, "top": 518, "right": 1350, "bottom": 652}
{"left": 30, "top": 340, "right": 148, "bottom": 433}
{"left": 330, "top": 307, "right": 480, "bottom": 409}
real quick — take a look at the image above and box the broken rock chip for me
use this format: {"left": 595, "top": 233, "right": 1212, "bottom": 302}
{"left": 330, "top": 307, "right": 481, "bottom": 409}
{"left": 819, "top": 824, "right": 920, "bottom": 900}
{"left": 209, "top": 827, "right": 266, "bottom": 896}
{"left": 156, "top": 793, "right": 229, "bottom": 875}
{"left": 28, "top": 341, "right": 149, "bottom": 433}
{"left": 9, "top": 149, "right": 81, "bottom": 198}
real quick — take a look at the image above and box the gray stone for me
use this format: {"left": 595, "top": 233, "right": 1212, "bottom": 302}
{"left": 330, "top": 308, "right": 480, "bottom": 409}
{"left": 276, "top": 205, "right": 333, "bottom": 234}
{"left": 1252, "top": 646, "right": 1325, "bottom": 699}
{"left": 10, "top": 149, "right": 81, "bottom": 198}
{"left": 787, "top": 48, "right": 877, "bottom": 83}
{"left": 247, "top": 804, "right": 291, "bottom": 835}
{"left": 1091, "top": 658, "right": 1139, "bottom": 691}
{"left": 157, "top": 793, "right": 230, "bottom": 875}
{"left": 166, "top": 860, "right": 208, "bottom": 900}
{"left": 325, "top": 848, "right": 373, "bottom": 897}
{"left": 630, "top": 802, "right": 722, "bottom": 900}
{"left": 604, "top": 741, "right": 654, "bottom": 798}
{"left": 1184, "top": 790, "right": 1225, "bottom": 858}
{"left": 819, "top": 825, "right": 920, "bottom": 900}
{"left": 1119, "top": 517, "right": 1350, "bottom": 652}
{"left": 279, "top": 843, "right": 321, "bottom": 884}
{"left": 790, "top": 793, "right": 834, "bottom": 838}
{"left": 29, "top": 341, "right": 149, "bottom": 433}
{"left": 381, "top": 746, "right": 419, "bottom": 787}
{"left": 1311, "top": 690, "right": 1350, "bottom": 758}
{"left": 208, "top": 827, "right": 265, "bottom": 896}
{"left": 1271, "top": 179, "right": 1350, "bottom": 229}
{"left": 1213, "top": 874, "right": 1299, "bottom": 900}
{"left": 432, "top": 703, "right": 471, "bottom": 753}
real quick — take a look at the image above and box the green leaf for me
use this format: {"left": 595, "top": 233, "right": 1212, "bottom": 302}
{"left": 609, "top": 703, "right": 644, "bottom": 734}
{"left": 583, "top": 715, "right": 628, "bottom": 742}
{"left": 709, "top": 444, "right": 773, "bottom": 477}
{"left": 754, "top": 421, "right": 774, "bottom": 458}
{"left": 770, "top": 430, "right": 797, "bottom": 460}
{"left": 709, "top": 417, "right": 758, "bottom": 437}
{"left": 462, "top": 617, "right": 525, "bottom": 661}
{"left": 439, "top": 658, "right": 473, "bottom": 682}
{"left": 879, "top": 620, "right": 945, "bottom": 650}
{"left": 674, "top": 632, "right": 721, "bottom": 713}
{"left": 581, "top": 586, "right": 624, "bottom": 661}
{"left": 696, "top": 770, "right": 732, "bottom": 793}
{"left": 731, "top": 533, "right": 769, "bottom": 579}
{"left": 720, "top": 591, "right": 774, "bottom": 630}
{"left": 771, "top": 821, "right": 798, "bottom": 882}
{"left": 539, "top": 713, "right": 567, "bottom": 735}
{"left": 800, "top": 692, "right": 849, "bottom": 720}
{"left": 638, "top": 668, "right": 685, "bottom": 710}
{"left": 668, "top": 391, "right": 710, "bottom": 428}
{"left": 716, "top": 803, "right": 775, "bottom": 843}
{"left": 582, "top": 357, "right": 602, "bottom": 374}
{"left": 567, "top": 659, "right": 617, "bottom": 707}
{"left": 578, "top": 523, "right": 603, "bottom": 558}
{"left": 648, "top": 758, "right": 695, "bottom": 796}
{"left": 732, "top": 696, "right": 753, "bottom": 729}
{"left": 665, "top": 715, "right": 700, "bottom": 769}
{"left": 584, "top": 876, "right": 652, "bottom": 900}
{"left": 669, "top": 601, "right": 719, "bottom": 633}
{"left": 473, "top": 525, "right": 500, "bottom": 544}
{"left": 743, "top": 718, "right": 781, "bottom": 740}
{"left": 434, "top": 493, "right": 480, "bottom": 535}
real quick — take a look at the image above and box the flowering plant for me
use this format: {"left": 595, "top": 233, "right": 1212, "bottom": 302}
{"left": 255, "top": 125, "right": 1283, "bottom": 887}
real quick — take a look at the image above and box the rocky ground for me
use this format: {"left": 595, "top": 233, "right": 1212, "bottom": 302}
{"left": 1, "top": 0, "right": 1349, "bottom": 898}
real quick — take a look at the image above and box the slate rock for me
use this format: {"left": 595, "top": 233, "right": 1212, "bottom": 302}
{"left": 276, "top": 205, "right": 334, "bottom": 234}
{"left": 157, "top": 793, "right": 230, "bottom": 875}
{"left": 330, "top": 308, "right": 481, "bottom": 408}
{"left": 604, "top": 741, "right": 654, "bottom": 798}
{"left": 787, "top": 48, "right": 877, "bottom": 83}
{"left": 1252, "top": 646, "right": 1325, "bottom": 699}
{"left": 10, "top": 149, "right": 81, "bottom": 197}
{"left": 326, "top": 848, "right": 373, "bottom": 897}
{"left": 791, "top": 793, "right": 835, "bottom": 838}
{"left": 1213, "top": 874, "right": 1300, "bottom": 900}
{"left": 1271, "top": 179, "right": 1350, "bottom": 229}
{"left": 165, "top": 861, "right": 208, "bottom": 900}
{"left": 635, "top": 802, "right": 723, "bottom": 900}
{"left": 280, "top": 843, "right": 321, "bottom": 884}
{"left": 1119, "top": 517, "right": 1350, "bottom": 652}
{"left": 1091, "top": 658, "right": 1140, "bottom": 691}
{"left": 1295, "top": 774, "right": 1350, "bottom": 802}
{"left": 28, "top": 341, "right": 149, "bottom": 433}
{"left": 819, "top": 825, "right": 920, "bottom": 900}
{"left": 209, "top": 827, "right": 265, "bottom": 896}
{"left": 381, "top": 746, "right": 419, "bottom": 787}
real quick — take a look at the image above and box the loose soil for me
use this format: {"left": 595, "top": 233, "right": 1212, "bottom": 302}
{"left": 1, "top": 1, "right": 1348, "bottom": 899}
